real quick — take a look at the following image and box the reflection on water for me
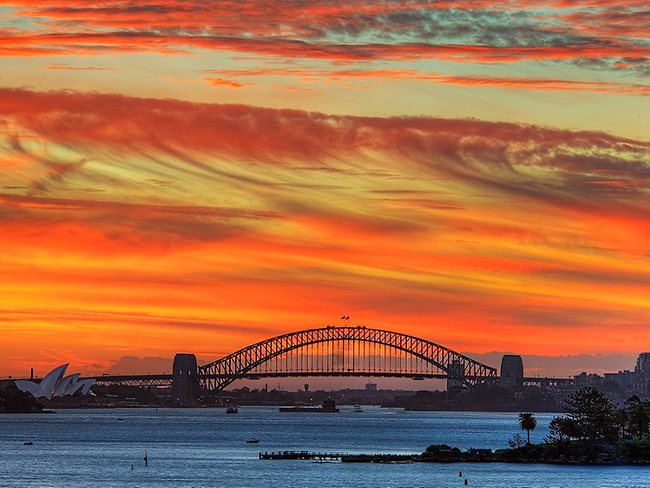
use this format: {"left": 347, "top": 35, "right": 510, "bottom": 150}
{"left": 0, "top": 407, "right": 646, "bottom": 487}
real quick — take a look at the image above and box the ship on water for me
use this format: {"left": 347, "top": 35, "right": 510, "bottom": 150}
{"left": 279, "top": 399, "right": 339, "bottom": 413}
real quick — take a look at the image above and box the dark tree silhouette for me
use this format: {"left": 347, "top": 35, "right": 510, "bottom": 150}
{"left": 0, "top": 384, "right": 43, "bottom": 413}
{"left": 565, "top": 387, "right": 618, "bottom": 443}
{"left": 624, "top": 396, "right": 650, "bottom": 440}
{"left": 548, "top": 415, "right": 579, "bottom": 444}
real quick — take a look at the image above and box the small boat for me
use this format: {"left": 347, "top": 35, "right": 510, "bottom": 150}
{"left": 246, "top": 438, "right": 259, "bottom": 444}
{"left": 23, "top": 441, "right": 33, "bottom": 446}
{"left": 226, "top": 407, "right": 238, "bottom": 414}
{"left": 353, "top": 405, "right": 363, "bottom": 413}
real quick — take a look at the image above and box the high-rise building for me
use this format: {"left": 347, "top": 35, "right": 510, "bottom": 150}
{"left": 634, "top": 352, "right": 650, "bottom": 398}
{"left": 635, "top": 353, "right": 650, "bottom": 373}
{"left": 500, "top": 355, "right": 524, "bottom": 387}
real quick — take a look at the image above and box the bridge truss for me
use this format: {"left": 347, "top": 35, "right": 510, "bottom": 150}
{"left": 92, "top": 374, "right": 172, "bottom": 388}
{"left": 199, "top": 326, "right": 497, "bottom": 392}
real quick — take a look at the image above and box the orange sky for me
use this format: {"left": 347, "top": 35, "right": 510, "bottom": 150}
{"left": 0, "top": 1, "right": 649, "bottom": 378}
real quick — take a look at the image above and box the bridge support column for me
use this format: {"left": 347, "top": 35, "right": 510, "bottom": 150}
{"left": 172, "top": 353, "right": 199, "bottom": 405}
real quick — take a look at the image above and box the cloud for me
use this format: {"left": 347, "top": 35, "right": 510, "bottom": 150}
{"left": 106, "top": 355, "right": 173, "bottom": 374}
{"left": 1, "top": 87, "right": 649, "bottom": 367}
{"left": 1, "top": 88, "right": 649, "bottom": 270}
{"left": 0, "top": 192, "right": 280, "bottom": 255}
{"left": 1, "top": 30, "right": 648, "bottom": 63}
{"left": 202, "top": 77, "right": 254, "bottom": 88}
{"left": 1, "top": 1, "right": 648, "bottom": 69}
{"left": 204, "top": 67, "right": 650, "bottom": 95}
{"left": 1, "top": 2, "right": 649, "bottom": 375}
{"left": 45, "top": 63, "right": 114, "bottom": 70}
{"left": 1, "top": 87, "right": 649, "bottom": 205}
{"left": 469, "top": 351, "right": 639, "bottom": 377}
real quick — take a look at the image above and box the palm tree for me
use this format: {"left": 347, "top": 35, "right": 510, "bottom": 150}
{"left": 519, "top": 412, "right": 537, "bottom": 444}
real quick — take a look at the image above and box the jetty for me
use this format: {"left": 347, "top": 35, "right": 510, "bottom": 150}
{"left": 341, "top": 454, "right": 418, "bottom": 463}
{"left": 260, "top": 446, "right": 650, "bottom": 466}
{"left": 259, "top": 451, "right": 347, "bottom": 460}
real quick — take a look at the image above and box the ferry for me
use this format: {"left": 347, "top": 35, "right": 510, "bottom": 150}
{"left": 279, "top": 399, "right": 339, "bottom": 413}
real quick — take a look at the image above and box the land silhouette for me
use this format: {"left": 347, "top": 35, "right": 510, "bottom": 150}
{"left": 343, "top": 388, "right": 650, "bottom": 465}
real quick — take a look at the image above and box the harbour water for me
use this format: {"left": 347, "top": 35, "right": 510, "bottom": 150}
{"left": 0, "top": 407, "right": 647, "bottom": 487}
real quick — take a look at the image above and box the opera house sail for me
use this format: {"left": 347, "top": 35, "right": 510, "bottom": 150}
{"left": 15, "top": 364, "right": 95, "bottom": 399}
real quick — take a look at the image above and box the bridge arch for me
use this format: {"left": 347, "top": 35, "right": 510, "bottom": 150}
{"left": 199, "top": 326, "right": 497, "bottom": 392}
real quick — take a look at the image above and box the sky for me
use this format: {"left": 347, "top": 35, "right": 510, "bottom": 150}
{"left": 0, "top": 1, "right": 649, "bottom": 380}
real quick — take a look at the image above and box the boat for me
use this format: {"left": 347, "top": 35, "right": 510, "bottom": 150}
{"left": 279, "top": 399, "right": 339, "bottom": 413}
{"left": 226, "top": 407, "right": 239, "bottom": 414}
{"left": 353, "top": 405, "right": 363, "bottom": 413}
{"left": 246, "top": 438, "right": 260, "bottom": 444}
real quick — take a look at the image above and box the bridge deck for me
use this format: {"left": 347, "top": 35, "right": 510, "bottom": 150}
{"left": 14, "top": 372, "right": 573, "bottom": 389}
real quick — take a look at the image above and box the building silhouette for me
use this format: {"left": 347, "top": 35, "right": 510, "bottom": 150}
{"left": 596, "top": 352, "right": 650, "bottom": 400}
{"left": 634, "top": 352, "right": 650, "bottom": 398}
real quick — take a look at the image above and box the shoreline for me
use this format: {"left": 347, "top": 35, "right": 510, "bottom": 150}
{"left": 339, "top": 453, "right": 650, "bottom": 466}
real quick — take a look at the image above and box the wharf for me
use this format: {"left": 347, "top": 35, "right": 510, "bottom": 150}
{"left": 341, "top": 454, "right": 418, "bottom": 463}
{"left": 259, "top": 451, "right": 347, "bottom": 460}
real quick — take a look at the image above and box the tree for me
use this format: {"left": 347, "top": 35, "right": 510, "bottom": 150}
{"left": 519, "top": 412, "right": 537, "bottom": 444}
{"left": 547, "top": 415, "right": 579, "bottom": 444}
{"left": 0, "top": 384, "right": 43, "bottom": 413}
{"left": 565, "top": 387, "right": 618, "bottom": 443}
{"left": 624, "top": 396, "right": 650, "bottom": 440}
{"left": 508, "top": 433, "right": 525, "bottom": 449}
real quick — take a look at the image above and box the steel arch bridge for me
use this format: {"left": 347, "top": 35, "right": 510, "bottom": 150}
{"left": 198, "top": 326, "right": 497, "bottom": 392}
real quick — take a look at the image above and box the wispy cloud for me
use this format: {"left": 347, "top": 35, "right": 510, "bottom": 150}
{"left": 45, "top": 63, "right": 114, "bottom": 70}
{"left": 202, "top": 77, "right": 254, "bottom": 88}
{"left": 204, "top": 67, "right": 650, "bottom": 95}
{"left": 0, "top": 89, "right": 648, "bottom": 366}
{"left": 1, "top": 1, "right": 648, "bottom": 72}
{"left": 1, "top": 0, "right": 649, "bottom": 377}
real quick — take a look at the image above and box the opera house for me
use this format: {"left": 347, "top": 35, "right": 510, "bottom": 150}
{"left": 15, "top": 364, "right": 95, "bottom": 399}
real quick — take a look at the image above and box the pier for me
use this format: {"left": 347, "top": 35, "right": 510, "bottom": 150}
{"left": 259, "top": 451, "right": 347, "bottom": 460}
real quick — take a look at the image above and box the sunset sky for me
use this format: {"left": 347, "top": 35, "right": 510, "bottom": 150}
{"left": 1, "top": 1, "right": 649, "bottom": 379}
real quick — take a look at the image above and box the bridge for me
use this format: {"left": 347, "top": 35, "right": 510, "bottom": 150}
{"left": 93, "top": 325, "right": 500, "bottom": 403}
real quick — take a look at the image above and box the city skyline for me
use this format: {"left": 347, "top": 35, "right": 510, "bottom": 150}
{"left": 1, "top": 1, "right": 649, "bottom": 377}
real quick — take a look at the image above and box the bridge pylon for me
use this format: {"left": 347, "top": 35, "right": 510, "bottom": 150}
{"left": 172, "top": 353, "right": 199, "bottom": 405}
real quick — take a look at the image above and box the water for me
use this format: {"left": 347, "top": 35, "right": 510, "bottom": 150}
{"left": 0, "top": 407, "right": 647, "bottom": 487}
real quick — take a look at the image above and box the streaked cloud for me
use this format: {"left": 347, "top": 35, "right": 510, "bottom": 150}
{"left": 0, "top": 2, "right": 648, "bottom": 376}
{"left": 45, "top": 63, "right": 114, "bottom": 71}
{"left": 204, "top": 67, "right": 650, "bottom": 95}
{"left": 202, "top": 77, "right": 254, "bottom": 88}
{"left": 1, "top": 1, "right": 648, "bottom": 70}
{"left": 0, "top": 87, "right": 648, "bottom": 375}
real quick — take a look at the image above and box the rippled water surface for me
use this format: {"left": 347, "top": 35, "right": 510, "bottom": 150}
{"left": 0, "top": 407, "right": 647, "bottom": 487}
